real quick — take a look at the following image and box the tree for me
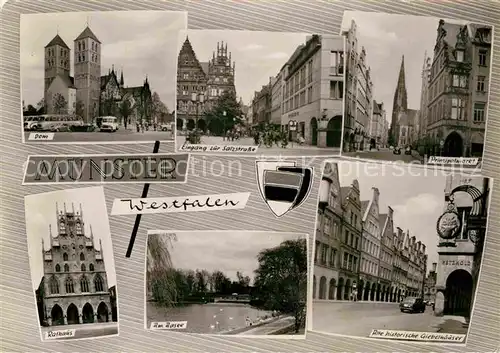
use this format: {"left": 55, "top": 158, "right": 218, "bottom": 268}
{"left": 36, "top": 98, "right": 45, "bottom": 114}
{"left": 119, "top": 99, "right": 133, "bottom": 129}
{"left": 195, "top": 269, "right": 207, "bottom": 293}
{"left": 53, "top": 93, "right": 68, "bottom": 114}
{"left": 23, "top": 104, "right": 38, "bottom": 116}
{"left": 253, "top": 238, "right": 308, "bottom": 333}
{"left": 211, "top": 270, "right": 231, "bottom": 294}
{"left": 146, "top": 233, "right": 178, "bottom": 307}
{"left": 151, "top": 92, "right": 169, "bottom": 124}
{"left": 75, "top": 100, "right": 85, "bottom": 118}
{"left": 204, "top": 90, "right": 244, "bottom": 135}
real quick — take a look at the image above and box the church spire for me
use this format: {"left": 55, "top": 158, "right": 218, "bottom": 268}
{"left": 120, "top": 70, "right": 124, "bottom": 85}
{"left": 390, "top": 55, "right": 408, "bottom": 144}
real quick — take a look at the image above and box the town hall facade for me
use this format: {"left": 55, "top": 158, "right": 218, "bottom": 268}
{"left": 35, "top": 203, "right": 115, "bottom": 327}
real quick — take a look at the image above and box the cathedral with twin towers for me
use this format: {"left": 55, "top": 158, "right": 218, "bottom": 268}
{"left": 43, "top": 24, "right": 152, "bottom": 124}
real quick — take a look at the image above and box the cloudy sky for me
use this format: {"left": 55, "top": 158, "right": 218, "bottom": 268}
{"left": 179, "top": 30, "right": 308, "bottom": 106}
{"left": 337, "top": 161, "right": 452, "bottom": 269}
{"left": 25, "top": 186, "right": 116, "bottom": 291}
{"left": 21, "top": 11, "right": 187, "bottom": 110}
{"left": 341, "top": 11, "right": 468, "bottom": 123}
{"left": 163, "top": 231, "right": 306, "bottom": 284}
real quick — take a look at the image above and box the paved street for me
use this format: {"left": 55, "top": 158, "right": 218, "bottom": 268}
{"left": 312, "top": 301, "right": 466, "bottom": 337}
{"left": 177, "top": 135, "right": 340, "bottom": 156}
{"left": 342, "top": 148, "right": 422, "bottom": 163}
{"left": 40, "top": 322, "right": 118, "bottom": 340}
{"left": 25, "top": 129, "right": 174, "bottom": 143}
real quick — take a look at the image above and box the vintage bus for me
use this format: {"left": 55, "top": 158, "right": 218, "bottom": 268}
{"left": 25, "top": 114, "right": 84, "bottom": 131}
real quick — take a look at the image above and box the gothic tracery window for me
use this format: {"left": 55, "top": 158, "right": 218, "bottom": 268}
{"left": 49, "top": 276, "right": 59, "bottom": 294}
{"left": 55, "top": 264, "right": 61, "bottom": 272}
{"left": 94, "top": 274, "right": 104, "bottom": 292}
{"left": 63, "top": 253, "right": 68, "bottom": 261}
{"left": 80, "top": 253, "right": 85, "bottom": 261}
{"left": 64, "top": 264, "right": 69, "bottom": 272}
{"left": 65, "top": 277, "right": 74, "bottom": 293}
{"left": 89, "top": 263, "right": 94, "bottom": 272}
{"left": 80, "top": 275, "right": 90, "bottom": 292}
{"left": 81, "top": 263, "right": 86, "bottom": 271}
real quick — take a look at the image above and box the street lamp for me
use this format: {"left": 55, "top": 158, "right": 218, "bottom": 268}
{"left": 191, "top": 92, "right": 204, "bottom": 131}
{"left": 222, "top": 110, "right": 227, "bottom": 139}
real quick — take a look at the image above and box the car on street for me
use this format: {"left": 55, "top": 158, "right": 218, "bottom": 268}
{"left": 49, "top": 123, "right": 71, "bottom": 132}
{"left": 393, "top": 146, "right": 401, "bottom": 155}
{"left": 100, "top": 116, "right": 119, "bottom": 132}
{"left": 405, "top": 146, "right": 412, "bottom": 155}
{"left": 399, "top": 297, "right": 426, "bottom": 313}
{"left": 160, "top": 123, "right": 170, "bottom": 131}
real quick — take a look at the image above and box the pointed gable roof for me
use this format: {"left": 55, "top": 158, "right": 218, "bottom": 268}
{"left": 341, "top": 186, "right": 351, "bottom": 202}
{"left": 75, "top": 26, "right": 101, "bottom": 43}
{"left": 379, "top": 213, "right": 388, "bottom": 236}
{"left": 45, "top": 34, "right": 69, "bottom": 49}
{"left": 361, "top": 200, "right": 369, "bottom": 219}
{"left": 178, "top": 37, "right": 206, "bottom": 78}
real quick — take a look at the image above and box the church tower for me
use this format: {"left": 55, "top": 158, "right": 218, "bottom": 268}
{"left": 74, "top": 26, "right": 101, "bottom": 124}
{"left": 44, "top": 34, "right": 71, "bottom": 93}
{"left": 390, "top": 55, "right": 408, "bottom": 145}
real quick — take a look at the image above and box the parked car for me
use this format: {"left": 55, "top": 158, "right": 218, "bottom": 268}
{"left": 393, "top": 146, "right": 401, "bottom": 155}
{"left": 405, "top": 146, "right": 412, "bottom": 155}
{"left": 49, "top": 123, "right": 71, "bottom": 132}
{"left": 160, "top": 124, "right": 170, "bottom": 131}
{"left": 399, "top": 297, "right": 426, "bottom": 313}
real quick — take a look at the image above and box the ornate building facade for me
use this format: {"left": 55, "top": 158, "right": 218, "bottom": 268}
{"left": 343, "top": 20, "right": 373, "bottom": 152}
{"left": 421, "top": 20, "right": 492, "bottom": 157}
{"left": 36, "top": 203, "right": 114, "bottom": 327}
{"left": 314, "top": 162, "right": 342, "bottom": 300}
{"left": 176, "top": 37, "right": 236, "bottom": 133}
{"left": 434, "top": 175, "right": 489, "bottom": 316}
{"left": 43, "top": 27, "right": 152, "bottom": 125}
{"left": 313, "top": 161, "right": 428, "bottom": 303}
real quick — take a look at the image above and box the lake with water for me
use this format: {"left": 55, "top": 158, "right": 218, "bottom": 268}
{"left": 146, "top": 302, "right": 272, "bottom": 334}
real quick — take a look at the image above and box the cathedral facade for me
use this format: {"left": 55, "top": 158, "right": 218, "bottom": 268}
{"left": 43, "top": 26, "right": 152, "bottom": 125}
{"left": 176, "top": 37, "right": 236, "bottom": 133}
{"left": 36, "top": 203, "right": 115, "bottom": 327}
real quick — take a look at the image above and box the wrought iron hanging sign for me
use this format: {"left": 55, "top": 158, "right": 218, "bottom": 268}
{"left": 436, "top": 200, "right": 462, "bottom": 240}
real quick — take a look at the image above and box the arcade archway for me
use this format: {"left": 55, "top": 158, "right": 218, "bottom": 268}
{"left": 66, "top": 303, "right": 79, "bottom": 325}
{"left": 337, "top": 277, "right": 344, "bottom": 300}
{"left": 444, "top": 132, "right": 464, "bottom": 157}
{"left": 445, "top": 269, "right": 473, "bottom": 316}
{"left": 186, "top": 119, "right": 195, "bottom": 131}
{"left": 51, "top": 304, "right": 64, "bottom": 326}
{"left": 357, "top": 280, "right": 364, "bottom": 301}
{"left": 176, "top": 118, "right": 183, "bottom": 131}
{"left": 313, "top": 276, "right": 317, "bottom": 299}
{"left": 344, "top": 279, "right": 351, "bottom": 300}
{"left": 328, "top": 279, "right": 336, "bottom": 299}
{"left": 319, "top": 276, "right": 327, "bottom": 299}
{"left": 364, "top": 282, "right": 371, "bottom": 301}
{"left": 197, "top": 119, "right": 207, "bottom": 132}
{"left": 370, "top": 283, "right": 376, "bottom": 301}
{"left": 82, "top": 303, "right": 94, "bottom": 323}
{"left": 97, "top": 302, "right": 109, "bottom": 323}
{"left": 327, "top": 116, "right": 342, "bottom": 148}
{"left": 310, "top": 118, "right": 318, "bottom": 146}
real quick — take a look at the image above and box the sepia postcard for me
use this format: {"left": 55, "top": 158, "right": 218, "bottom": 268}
{"left": 339, "top": 11, "right": 493, "bottom": 170}
{"left": 311, "top": 160, "right": 492, "bottom": 344}
{"left": 175, "top": 29, "right": 345, "bottom": 157}
{"left": 20, "top": 11, "right": 186, "bottom": 144}
{"left": 24, "top": 186, "right": 119, "bottom": 341}
{"left": 145, "top": 230, "right": 310, "bottom": 338}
